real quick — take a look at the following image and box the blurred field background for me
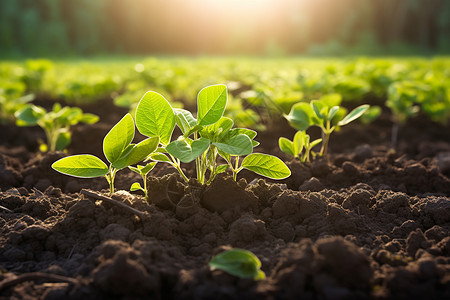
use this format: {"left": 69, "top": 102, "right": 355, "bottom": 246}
{"left": 1, "top": 0, "right": 449, "bottom": 57}
{"left": 1, "top": 0, "right": 449, "bottom": 143}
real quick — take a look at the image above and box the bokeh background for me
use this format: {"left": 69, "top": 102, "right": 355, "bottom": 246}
{"left": 1, "top": 0, "right": 449, "bottom": 57}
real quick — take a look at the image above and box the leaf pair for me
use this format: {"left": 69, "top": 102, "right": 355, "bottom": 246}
{"left": 15, "top": 103, "right": 99, "bottom": 151}
{"left": 104, "top": 114, "right": 159, "bottom": 169}
{"left": 284, "top": 96, "right": 369, "bottom": 156}
{"left": 209, "top": 248, "right": 266, "bottom": 280}
{"left": 279, "top": 131, "right": 321, "bottom": 163}
{"left": 52, "top": 113, "right": 159, "bottom": 195}
{"left": 285, "top": 96, "right": 369, "bottom": 131}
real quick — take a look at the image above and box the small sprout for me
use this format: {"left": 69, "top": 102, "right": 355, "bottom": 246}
{"left": 285, "top": 96, "right": 369, "bottom": 157}
{"left": 0, "top": 89, "right": 34, "bottom": 124}
{"left": 279, "top": 131, "right": 322, "bottom": 163}
{"left": 386, "top": 82, "right": 423, "bottom": 149}
{"left": 129, "top": 162, "right": 157, "bottom": 201}
{"left": 15, "top": 103, "right": 98, "bottom": 152}
{"left": 52, "top": 113, "right": 159, "bottom": 195}
{"left": 209, "top": 248, "right": 266, "bottom": 280}
{"left": 360, "top": 105, "right": 382, "bottom": 125}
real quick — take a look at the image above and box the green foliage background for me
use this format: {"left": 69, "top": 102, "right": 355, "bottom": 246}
{"left": 1, "top": 0, "right": 449, "bottom": 56}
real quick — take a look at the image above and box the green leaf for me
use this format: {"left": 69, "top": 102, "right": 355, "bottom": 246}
{"left": 337, "top": 104, "right": 370, "bottom": 126}
{"left": 284, "top": 102, "right": 317, "bottom": 131}
{"left": 197, "top": 84, "right": 227, "bottom": 126}
{"left": 201, "top": 117, "right": 234, "bottom": 140}
{"left": 15, "top": 105, "right": 46, "bottom": 126}
{"left": 215, "top": 164, "right": 229, "bottom": 174}
{"left": 103, "top": 113, "right": 134, "bottom": 164}
{"left": 311, "top": 100, "right": 327, "bottom": 119}
{"left": 226, "top": 128, "right": 257, "bottom": 140}
{"left": 213, "top": 134, "right": 252, "bottom": 156}
{"left": 79, "top": 113, "right": 99, "bottom": 124}
{"left": 278, "top": 137, "right": 295, "bottom": 157}
{"left": 55, "top": 130, "right": 71, "bottom": 151}
{"left": 128, "top": 166, "right": 140, "bottom": 174}
{"left": 52, "top": 155, "right": 109, "bottom": 178}
{"left": 166, "top": 137, "right": 210, "bottom": 163}
{"left": 328, "top": 106, "right": 340, "bottom": 120}
{"left": 310, "top": 138, "right": 322, "bottom": 148}
{"left": 320, "top": 93, "right": 342, "bottom": 107}
{"left": 218, "top": 148, "right": 231, "bottom": 162}
{"left": 185, "top": 124, "right": 204, "bottom": 138}
{"left": 360, "top": 106, "right": 381, "bottom": 124}
{"left": 174, "top": 108, "right": 196, "bottom": 129}
{"left": 293, "top": 131, "right": 304, "bottom": 157}
{"left": 112, "top": 136, "right": 159, "bottom": 170}
{"left": 242, "top": 153, "right": 291, "bottom": 180}
{"left": 209, "top": 248, "right": 265, "bottom": 280}
{"left": 135, "top": 91, "right": 175, "bottom": 145}
{"left": 140, "top": 162, "right": 157, "bottom": 174}
{"left": 175, "top": 110, "right": 191, "bottom": 135}
{"left": 148, "top": 152, "right": 172, "bottom": 163}
{"left": 130, "top": 182, "right": 144, "bottom": 192}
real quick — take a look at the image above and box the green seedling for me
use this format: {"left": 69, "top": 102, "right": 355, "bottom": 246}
{"left": 129, "top": 162, "right": 157, "bottom": 201}
{"left": 386, "top": 82, "right": 422, "bottom": 149}
{"left": 279, "top": 131, "right": 322, "bottom": 163}
{"left": 209, "top": 248, "right": 266, "bottom": 280}
{"left": 52, "top": 113, "right": 159, "bottom": 195}
{"left": 0, "top": 92, "right": 34, "bottom": 124}
{"left": 15, "top": 103, "right": 99, "bottom": 152}
{"left": 285, "top": 99, "right": 369, "bottom": 156}
{"left": 360, "top": 105, "right": 382, "bottom": 125}
{"left": 138, "top": 85, "right": 291, "bottom": 184}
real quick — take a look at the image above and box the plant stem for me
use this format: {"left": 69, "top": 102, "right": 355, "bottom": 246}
{"left": 168, "top": 154, "right": 189, "bottom": 183}
{"left": 105, "top": 166, "right": 117, "bottom": 195}
{"left": 143, "top": 174, "right": 148, "bottom": 201}
{"left": 194, "top": 132, "right": 201, "bottom": 181}
{"left": 199, "top": 152, "right": 206, "bottom": 184}
{"left": 232, "top": 156, "right": 240, "bottom": 181}
{"left": 44, "top": 128, "right": 55, "bottom": 152}
{"left": 321, "top": 132, "right": 330, "bottom": 157}
{"left": 320, "top": 121, "right": 332, "bottom": 157}
{"left": 174, "top": 162, "right": 189, "bottom": 183}
{"left": 304, "top": 147, "right": 311, "bottom": 163}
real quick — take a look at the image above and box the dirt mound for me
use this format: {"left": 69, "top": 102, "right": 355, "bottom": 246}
{"left": 1, "top": 108, "right": 449, "bottom": 299}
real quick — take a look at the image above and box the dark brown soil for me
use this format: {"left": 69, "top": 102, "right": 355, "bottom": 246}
{"left": 1, "top": 99, "right": 449, "bottom": 299}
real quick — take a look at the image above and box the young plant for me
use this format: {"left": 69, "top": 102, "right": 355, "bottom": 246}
{"left": 279, "top": 131, "right": 322, "bottom": 163}
{"left": 386, "top": 82, "right": 421, "bottom": 149}
{"left": 52, "top": 113, "right": 159, "bottom": 195}
{"left": 138, "top": 85, "right": 291, "bottom": 184}
{"left": 0, "top": 80, "right": 34, "bottom": 124}
{"left": 285, "top": 99, "right": 369, "bottom": 156}
{"left": 15, "top": 103, "right": 99, "bottom": 152}
{"left": 129, "top": 162, "right": 157, "bottom": 201}
{"left": 209, "top": 248, "right": 266, "bottom": 280}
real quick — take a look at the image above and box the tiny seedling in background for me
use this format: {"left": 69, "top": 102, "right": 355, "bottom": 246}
{"left": 285, "top": 97, "right": 369, "bottom": 157}
{"left": 52, "top": 113, "right": 159, "bottom": 195}
{"left": 209, "top": 248, "right": 266, "bottom": 280}
{"left": 0, "top": 88, "right": 34, "bottom": 124}
{"left": 279, "top": 131, "right": 322, "bottom": 163}
{"left": 15, "top": 103, "right": 99, "bottom": 152}
{"left": 386, "top": 82, "right": 421, "bottom": 149}
{"left": 360, "top": 105, "right": 382, "bottom": 125}
{"left": 129, "top": 162, "right": 157, "bottom": 201}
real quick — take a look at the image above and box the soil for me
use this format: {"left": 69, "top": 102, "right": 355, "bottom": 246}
{"left": 1, "top": 98, "right": 449, "bottom": 299}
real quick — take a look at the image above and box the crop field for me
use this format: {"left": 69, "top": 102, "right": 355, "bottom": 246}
{"left": 0, "top": 57, "right": 450, "bottom": 299}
